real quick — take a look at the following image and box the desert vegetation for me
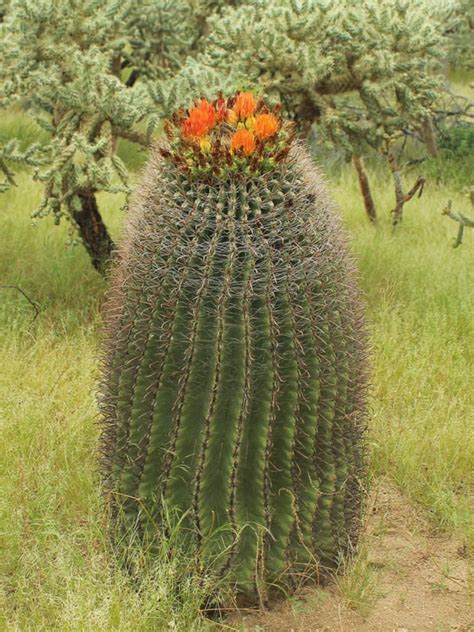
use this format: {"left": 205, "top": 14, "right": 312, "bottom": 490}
{"left": 0, "top": 0, "right": 472, "bottom": 630}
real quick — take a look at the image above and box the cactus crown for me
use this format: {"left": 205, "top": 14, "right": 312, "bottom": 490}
{"left": 161, "top": 92, "right": 294, "bottom": 179}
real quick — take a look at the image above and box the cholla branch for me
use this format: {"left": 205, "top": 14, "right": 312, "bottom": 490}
{"left": 442, "top": 200, "right": 474, "bottom": 248}
{"left": 113, "top": 127, "right": 151, "bottom": 148}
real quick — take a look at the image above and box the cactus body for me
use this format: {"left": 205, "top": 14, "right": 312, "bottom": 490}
{"left": 100, "top": 96, "right": 368, "bottom": 600}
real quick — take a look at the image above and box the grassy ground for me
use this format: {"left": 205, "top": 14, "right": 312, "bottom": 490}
{"left": 0, "top": 152, "right": 473, "bottom": 628}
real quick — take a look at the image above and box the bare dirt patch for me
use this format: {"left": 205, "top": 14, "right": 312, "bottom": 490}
{"left": 223, "top": 484, "right": 472, "bottom": 631}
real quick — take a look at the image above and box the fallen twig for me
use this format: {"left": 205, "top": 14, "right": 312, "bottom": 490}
{"left": 0, "top": 285, "right": 40, "bottom": 324}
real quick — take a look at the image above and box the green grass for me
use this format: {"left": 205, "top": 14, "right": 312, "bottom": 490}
{"left": 335, "top": 544, "right": 380, "bottom": 617}
{"left": 0, "top": 158, "right": 473, "bottom": 628}
{"left": 334, "top": 170, "right": 474, "bottom": 541}
{"left": 0, "top": 109, "right": 50, "bottom": 151}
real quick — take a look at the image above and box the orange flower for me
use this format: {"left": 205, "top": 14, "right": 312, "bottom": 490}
{"left": 231, "top": 129, "right": 256, "bottom": 155}
{"left": 253, "top": 113, "right": 279, "bottom": 140}
{"left": 234, "top": 92, "right": 257, "bottom": 118}
{"left": 181, "top": 99, "right": 216, "bottom": 139}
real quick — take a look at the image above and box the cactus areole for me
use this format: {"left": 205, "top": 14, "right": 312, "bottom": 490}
{"left": 100, "top": 93, "right": 369, "bottom": 600}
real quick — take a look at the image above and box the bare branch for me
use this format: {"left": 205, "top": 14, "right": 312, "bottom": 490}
{"left": 0, "top": 285, "right": 40, "bottom": 324}
{"left": 113, "top": 127, "right": 151, "bottom": 147}
{"left": 442, "top": 200, "right": 474, "bottom": 248}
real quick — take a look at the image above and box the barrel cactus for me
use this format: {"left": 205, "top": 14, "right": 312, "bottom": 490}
{"left": 100, "top": 92, "right": 368, "bottom": 601}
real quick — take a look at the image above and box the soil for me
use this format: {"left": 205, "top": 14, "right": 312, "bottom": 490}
{"left": 221, "top": 483, "right": 473, "bottom": 632}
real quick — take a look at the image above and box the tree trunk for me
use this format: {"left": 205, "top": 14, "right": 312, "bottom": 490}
{"left": 388, "top": 152, "right": 405, "bottom": 227}
{"left": 421, "top": 118, "right": 439, "bottom": 157}
{"left": 388, "top": 152, "right": 425, "bottom": 228}
{"left": 72, "top": 192, "right": 115, "bottom": 274}
{"left": 352, "top": 154, "right": 377, "bottom": 224}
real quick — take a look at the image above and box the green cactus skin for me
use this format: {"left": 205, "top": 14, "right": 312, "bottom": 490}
{"left": 100, "top": 144, "right": 368, "bottom": 600}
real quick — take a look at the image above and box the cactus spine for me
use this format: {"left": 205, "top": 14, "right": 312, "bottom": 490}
{"left": 100, "top": 93, "right": 368, "bottom": 600}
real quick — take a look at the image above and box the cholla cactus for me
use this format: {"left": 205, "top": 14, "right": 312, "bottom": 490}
{"left": 100, "top": 93, "right": 369, "bottom": 600}
{"left": 0, "top": 0, "right": 202, "bottom": 271}
{"left": 444, "top": 0, "right": 474, "bottom": 71}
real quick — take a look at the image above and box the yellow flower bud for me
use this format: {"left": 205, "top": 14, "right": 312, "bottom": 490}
{"left": 245, "top": 116, "right": 255, "bottom": 130}
{"left": 199, "top": 137, "right": 211, "bottom": 153}
{"left": 226, "top": 109, "right": 238, "bottom": 125}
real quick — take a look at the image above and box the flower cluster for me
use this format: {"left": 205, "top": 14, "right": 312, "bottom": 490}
{"left": 161, "top": 92, "right": 293, "bottom": 178}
